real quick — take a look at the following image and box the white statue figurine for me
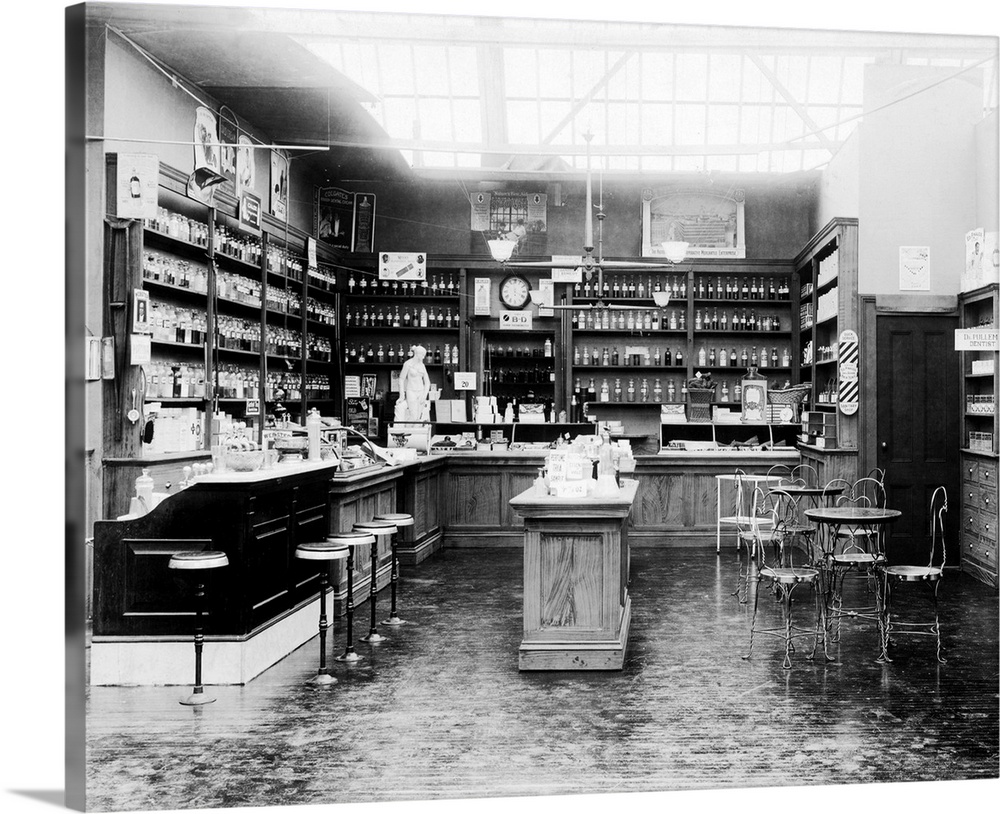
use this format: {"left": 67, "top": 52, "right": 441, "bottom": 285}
{"left": 398, "top": 345, "right": 431, "bottom": 421}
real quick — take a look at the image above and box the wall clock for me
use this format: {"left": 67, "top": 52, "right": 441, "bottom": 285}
{"left": 499, "top": 274, "right": 531, "bottom": 310}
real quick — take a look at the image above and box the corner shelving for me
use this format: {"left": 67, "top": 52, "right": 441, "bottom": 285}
{"left": 958, "top": 282, "right": 999, "bottom": 588}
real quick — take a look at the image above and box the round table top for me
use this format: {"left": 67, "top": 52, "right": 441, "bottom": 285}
{"left": 773, "top": 483, "right": 844, "bottom": 498}
{"left": 715, "top": 473, "right": 783, "bottom": 484}
{"left": 804, "top": 507, "right": 902, "bottom": 525}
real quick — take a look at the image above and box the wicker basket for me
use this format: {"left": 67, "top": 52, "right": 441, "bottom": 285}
{"left": 768, "top": 383, "right": 812, "bottom": 406}
{"left": 686, "top": 386, "right": 717, "bottom": 423}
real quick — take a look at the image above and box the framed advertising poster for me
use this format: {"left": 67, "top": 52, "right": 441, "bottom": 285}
{"left": 270, "top": 150, "right": 288, "bottom": 221}
{"left": 315, "top": 186, "right": 354, "bottom": 250}
{"left": 352, "top": 192, "right": 376, "bottom": 253}
{"left": 641, "top": 188, "right": 745, "bottom": 258}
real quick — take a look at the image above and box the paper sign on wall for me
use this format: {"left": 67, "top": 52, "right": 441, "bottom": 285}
{"left": 114, "top": 153, "right": 159, "bottom": 219}
{"left": 475, "top": 278, "right": 492, "bottom": 316}
{"left": 899, "top": 246, "right": 930, "bottom": 291}
{"left": 551, "top": 256, "right": 585, "bottom": 283}
{"left": 537, "top": 279, "right": 554, "bottom": 317}
{"left": 379, "top": 252, "right": 426, "bottom": 280}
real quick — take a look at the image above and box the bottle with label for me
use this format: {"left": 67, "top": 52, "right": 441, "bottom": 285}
{"left": 627, "top": 379, "right": 636, "bottom": 402}
{"left": 639, "top": 378, "right": 650, "bottom": 402}
{"left": 600, "top": 379, "right": 610, "bottom": 402}
{"left": 698, "top": 346, "right": 707, "bottom": 366}
{"left": 613, "top": 378, "right": 622, "bottom": 402}
{"left": 653, "top": 378, "right": 663, "bottom": 403}
{"left": 721, "top": 382, "right": 730, "bottom": 402}
{"left": 667, "top": 379, "right": 676, "bottom": 401}
{"left": 544, "top": 337, "right": 552, "bottom": 357}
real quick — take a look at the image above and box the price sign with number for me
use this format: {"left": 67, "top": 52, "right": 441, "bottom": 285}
{"left": 500, "top": 311, "right": 533, "bottom": 330}
{"left": 454, "top": 372, "right": 477, "bottom": 391}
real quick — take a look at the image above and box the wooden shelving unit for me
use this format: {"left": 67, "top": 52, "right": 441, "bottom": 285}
{"left": 958, "top": 283, "right": 999, "bottom": 588}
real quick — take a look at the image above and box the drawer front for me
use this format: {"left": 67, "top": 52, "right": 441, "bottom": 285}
{"left": 966, "top": 483, "right": 997, "bottom": 515}
{"left": 962, "top": 458, "right": 981, "bottom": 486}
{"left": 975, "top": 459, "right": 997, "bottom": 488}
{"left": 964, "top": 530, "right": 997, "bottom": 573}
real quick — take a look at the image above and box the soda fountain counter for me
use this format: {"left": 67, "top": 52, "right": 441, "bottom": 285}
{"left": 510, "top": 479, "right": 638, "bottom": 670}
{"left": 90, "top": 455, "right": 448, "bottom": 686}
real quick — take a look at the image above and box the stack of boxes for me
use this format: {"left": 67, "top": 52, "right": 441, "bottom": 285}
{"left": 143, "top": 407, "right": 206, "bottom": 454}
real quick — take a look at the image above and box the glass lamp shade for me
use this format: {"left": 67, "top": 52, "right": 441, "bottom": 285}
{"left": 652, "top": 291, "right": 671, "bottom": 307}
{"left": 662, "top": 241, "right": 689, "bottom": 263}
{"left": 488, "top": 239, "right": 516, "bottom": 262}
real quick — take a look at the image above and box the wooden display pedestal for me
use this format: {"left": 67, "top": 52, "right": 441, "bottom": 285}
{"left": 510, "top": 480, "right": 637, "bottom": 671}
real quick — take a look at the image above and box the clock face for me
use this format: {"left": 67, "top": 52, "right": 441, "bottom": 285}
{"left": 500, "top": 274, "right": 531, "bottom": 310}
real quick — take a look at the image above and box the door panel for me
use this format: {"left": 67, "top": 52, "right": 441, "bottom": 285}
{"left": 876, "top": 315, "right": 960, "bottom": 564}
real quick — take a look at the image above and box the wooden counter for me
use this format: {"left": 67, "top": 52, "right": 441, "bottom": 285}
{"left": 90, "top": 457, "right": 446, "bottom": 685}
{"left": 510, "top": 480, "right": 637, "bottom": 670}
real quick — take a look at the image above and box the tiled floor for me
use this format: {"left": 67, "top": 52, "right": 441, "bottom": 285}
{"left": 86, "top": 547, "right": 999, "bottom": 811}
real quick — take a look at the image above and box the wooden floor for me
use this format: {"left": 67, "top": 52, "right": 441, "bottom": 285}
{"left": 86, "top": 547, "right": 999, "bottom": 811}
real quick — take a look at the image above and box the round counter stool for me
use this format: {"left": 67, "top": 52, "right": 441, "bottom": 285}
{"left": 168, "top": 550, "right": 229, "bottom": 706}
{"left": 352, "top": 520, "right": 397, "bottom": 644}
{"left": 331, "top": 531, "right": 376, "bottom": 664}
{"left": 374, "top": 512, "right": 414, "bottom": 627}
{"left": 295, "top": 541, "right": 350, "bottom": 685}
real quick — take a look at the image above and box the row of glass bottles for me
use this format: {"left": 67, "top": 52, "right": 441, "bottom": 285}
{"left": 574, "top": 376, "right": 749, "bottom": 405}
{"left": 692, "top": 276, "right": 790, "bottom": 301}
{"left": 143, "top": 250, "right": 209, "bottom": 292}
{"left": 347, "top": 272, "right": 459, "bottom": 297}
{"left": 215, "top": 364, "right": 261, "bottom": 400}
{"left": 573, "top": 344, "right": 792, "bottom": 369}
{"left": 574, "top": 275, "right": 672, "bottom": 300}
{"left": 261, "top": 372, "right": 332, "bottom": 400}
{"left": 217, "top": 315, "right": 262, "bottom": 353}
{"left": 573, "top": 309, "right": 684, "bottom": 331}
{"left": 487, "top": 366, "right": 554, "bottom": 384}
{"left": 264, "top": 286, "right": 302, "bottom": 315}
{"left": 216, "top": 270, "right": 261, "bottom": 306}
{"left": 265, "top": 245, "right": 305, "bottom": 281}
{"left": 344, "top": 343, "right": 460, "bottom": 366}
{"left": 694, "top": 309, "right": 783, "bottom": 332}
{"left": 572, "top": 275, "right": 791, "bottom": 301}
{"left": 487, "top": 339, "right": 552, "bottom": 358}
{"left": 264, "top": 326, "right": 303, "bottom": 358}
{"left": 574, "top": 345, "right": 684, "bottom": 367}
{"left": 345, "top": 304, "right": 459, "bottom": 328}
{"left": 146, "top": 361, "right": 207, "bottom": 400}
{"left": 149, "top": 302, "right": 208, "bottom": 345}
{"left": 145, "top": 207, "right": 210, "bottom": 247}
{"left": 816, "top": 378, "right": 840, "bottom": 403}
{"left": 307, "top": 267, "right": 338, "bottom": 291}
{"left": 215, "top": 223, "right": 262, "bottom": 265}
{"left": 694, "top": 346, "right": 791, "bottom": 368}
{"left": 306, "top": 297, "right": 336, "bottom": 325}
{"left": 306, "top": 336, "right": 333, "bottom": 362}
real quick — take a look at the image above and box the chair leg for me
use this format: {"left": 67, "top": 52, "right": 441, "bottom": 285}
{"left": 742, "top": 577, "right": 762, "bottom": 661}
{"left": 877, "top": 572, "right": 892, "bottom": 664}
{"left": 932, "top": 580, "right": 946, "bottom": 665}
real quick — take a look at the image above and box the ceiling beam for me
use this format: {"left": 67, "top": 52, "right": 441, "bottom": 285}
{"left": 540, "top": 49, "right": 637, "bottom": 145}
{"left": 745, "top": 53, "right": 836, "bottom": 154}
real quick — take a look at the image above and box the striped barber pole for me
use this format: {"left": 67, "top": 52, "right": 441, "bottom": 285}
{"left": 838, "top": 329, "right": 859, "bottom": 415}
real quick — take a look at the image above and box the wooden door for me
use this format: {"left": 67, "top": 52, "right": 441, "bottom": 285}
{"left": 876, "top": 314, "right": 960, "bottom": 564}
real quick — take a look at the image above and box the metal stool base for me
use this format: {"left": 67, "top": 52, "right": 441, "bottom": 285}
{"left": 180, "top": 692, "right": 216, "bottom": 706}
{"left": 381, "top": 615, "right": 406, "bottom": 627}
{"left": 361, "top": 631, "right": 388, "bottom": 643}
{"left": 307, "top": 672, "right": 338, "bottom": 685}
{"left": 334, "top": 650, "right": 363, "bottom": 663}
